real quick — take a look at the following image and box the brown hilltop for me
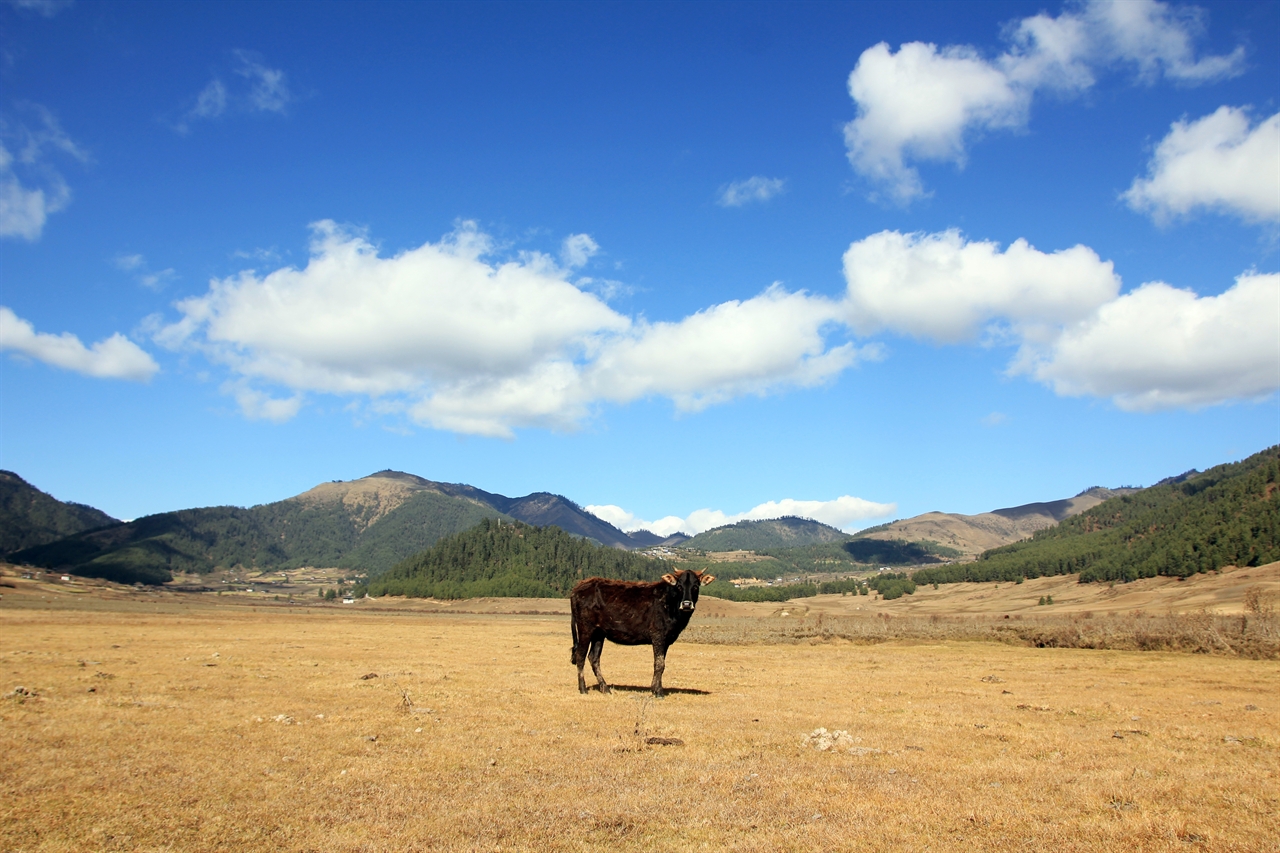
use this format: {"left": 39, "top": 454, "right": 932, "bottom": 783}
{"left": 289, "top": 471, "right": 473, "bottom": 532}
{"left": 858, "top": 487, "right": 1141, "bottom": 557}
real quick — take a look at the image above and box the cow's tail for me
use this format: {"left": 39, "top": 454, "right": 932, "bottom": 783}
{"left": 570, "top": 598, "right": 582, "bottom": 666}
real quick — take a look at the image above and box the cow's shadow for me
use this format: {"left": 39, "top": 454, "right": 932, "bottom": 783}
{"left": 594, "top": 684, "right": 711, "bottom": 696}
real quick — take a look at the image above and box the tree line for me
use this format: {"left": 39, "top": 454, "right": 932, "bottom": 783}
{"left": 8, "top": 489, "right": 505, "bottom": 585}
{"left": 911, "top": 446, "right": 1279, "bottom": 587}
{"left": 362, "top": 517, "right": 668, "bottom": 599}
{"left": 698, "top": 572, "right": 916, "bottom": 602}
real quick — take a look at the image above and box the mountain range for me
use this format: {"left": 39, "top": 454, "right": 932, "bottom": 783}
{"left": 0, "top": 471, "right": 118, "bottom": 554}
{"left": 2, "top": 470, "right": 687, "bottom": 584}
{"left": 6, "top": 456, "right": 1255, "bottom": 587}
{"left": 852, "top": 486, "right": 1143, "bottom": 558}
{"left": 913, "top": 446, "right": 1278, "bottom": 585}
{"left": 681, "top": 516, "right": 853, "bottom": 552}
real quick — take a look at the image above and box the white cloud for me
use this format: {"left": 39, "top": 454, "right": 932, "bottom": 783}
{"left": 1124, "top": 107, "right": 1280, "bottom": 224}
{"left": 5, "top": 0, "right": 73, "bottom": 17}
{"left": 139, "top": 270, "right": 176, "bottom": 290}
{"left": 1085, "top": 0, "right": 1245, "bottom": 83}
{"left": 585, "top": 284, "right": 865, "bottom": 413}
{"left": 165, "top": 218, "right": 1271, "bottom": 431}
{"left": 841, "top": 229, "right": 1120, "bottom": 343}
{"left": 161, "top": 220, "right": 627, "bottom": 395}
{"left": 114, "top": 253, "right": 177, "bottom": 290}
{"left": 718, "top": 176, "right": 787, "bottom": 207}
{"left": 1017, "top": 272, "right": 1280, "bottom": 411}
{"left": 162, "top": 222, "right": 860, "bottom": 435}
{"left": 0, "top": 153, "right": 68, "bottom": 240}
{"left": 0, "top": 105, "right": 88, "bottom": 241}
{"left": 227, "top": 383, "right": 303, "bottom": 423}
{"left": 233, "top": 50, "right": 291, "bottom": 113}
{"left": 841, "top": 228, "right": 1277, "bottom": 412}
{"left": 173, "top": 51, "right": 290, "bottom": 134}
{"left": 230, "top": 246, "right": 282, "bottom": 264}
{"left": 190, "top": 80, "right": 228, "bottom": 121}
{"left": 587, "top": 495, "right": 897, "bottom": 537}
{"left": 844, "top": 0, "right": 1245, "bottom": 201}
{"left": 408, "top": 360, "right": 594, "bottom": 437}
{"left": 0, "top": 306, "right": 159, "bottom": 381}
{"left": 560, "top": 233, "right": 599, "bottom": 269}
{"left": 845, "top": 42, "right": 1024, "bottom": 203}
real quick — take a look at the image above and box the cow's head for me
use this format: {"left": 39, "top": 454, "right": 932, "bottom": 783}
{"left": 662, "top": 569, "right": 716, "bottom": 611}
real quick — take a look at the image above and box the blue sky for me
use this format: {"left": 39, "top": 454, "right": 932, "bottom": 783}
{"left": 2, "top": 0, "right": 1277, "bottom": 536}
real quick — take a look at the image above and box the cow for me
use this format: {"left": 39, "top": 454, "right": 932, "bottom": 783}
{"left": 569, "top": 569, "right": 715, "bottom": 697}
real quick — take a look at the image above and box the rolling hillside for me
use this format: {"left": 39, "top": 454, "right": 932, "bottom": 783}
{"left": 681, "top": 516, "right": 852, "bottom": 551}
{"left": 0, "top": 471, "right": 118, "bottom": 554}
{"left": 5, "top": 470, "right": 652, "bottom": 584}
{"left": 366, "top": 517, "right": 669, "bottom": 599}
{"left": 913, "top": 446, "right": 1279, "bottom": 586}
{"left": 853, "top": 486, "right": 1141, "bottom": 557}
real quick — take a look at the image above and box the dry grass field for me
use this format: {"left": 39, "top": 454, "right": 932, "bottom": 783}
{"left": 2, "top": 567, "right": 1278, "bottom": 852}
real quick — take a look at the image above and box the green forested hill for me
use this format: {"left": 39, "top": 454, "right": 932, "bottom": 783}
{"left": 366, "top": 518, "right": 669, "bottom": 599}
{"left": 682, "top": 517, "right": 851, "bottom": 551}
{"left": 0, "top": 471, "right": 118, "bottom": 554}
{"left": 6, "top": 470, "right": 651, "bottom": 585}
{"left": 7, "top": 507, "right": 273, "bottom": 585}
{"left": 913, "top": 446, "right": 1280, "bottom": 586}
{"left": 8, "top": 483, "right": 509, "bottom": 585}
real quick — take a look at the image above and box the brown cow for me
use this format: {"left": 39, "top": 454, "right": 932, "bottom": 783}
{"left": 569, "top": 569, "right": 715, "bottom": 697}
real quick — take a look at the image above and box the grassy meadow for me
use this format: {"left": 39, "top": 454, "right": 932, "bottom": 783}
{"left": 1, "top": 568, "right": 1278, "bottom": 852}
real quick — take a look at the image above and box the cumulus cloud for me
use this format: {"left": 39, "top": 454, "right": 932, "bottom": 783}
{"left": 717, "top": 176, "right": 787, "bottom": 207}
{"left": 173, "top": 51, "right": 291, "bottom": 134}
{"left": 842, "top": 229, "right": 1120, "bottom": 343}
{"left": 1124, "top": 107, "right": 1280, "bottom": 224}
{"left": 161, "top": 221, "right": 859, "bottom": 436}
{"left": 845, "top": 42, "right": 1025, "bottom": 203}
{"left": 587, "top": 495, "right": 897, "bottom": 537}
{"left": 585, "top": 284, "right": 867, "bottom": 413}
{"left": 160, "top": 220, "right": 626, "bottom": 393}
{"left": 841, "top": 228, "right": 1279, "bottom": 411}
{"left": 845, "top": 0, "right": 1245, "bottom": 201}
{"left": 0, "top": 307, "right": 159, "bottom": 381}
{"left": 0, "top": 104, "right": 88, "bottom": 240}
{"left": 1018, "top": 272, "right": 1280, "bottom": 411}
{"left": 163, "top": 218, "right": 1273, "bottom": 432}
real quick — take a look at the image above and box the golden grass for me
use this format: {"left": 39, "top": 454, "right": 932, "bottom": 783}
{"left": 684, "top": 610, "right": 1280, "bottom": 659}
{"left": 2, "top": 593, "right": 1278, "bottom": 852}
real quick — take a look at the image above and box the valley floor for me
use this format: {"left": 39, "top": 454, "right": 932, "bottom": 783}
{"left": 1, "top": 576, "right": 1277, "bottom": 852}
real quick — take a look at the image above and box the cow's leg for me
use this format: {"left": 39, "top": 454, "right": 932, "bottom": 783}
{"left": 573, "top": 625, "right": 593, "bottom": 694}
{"left": 576, "top": 649, "right": 589, "bottom": 695}
{"left": 588, "top": 638, "right": 609, "bottom": 694}
{"left": 650, "top": 644, "right": 667, "bottom": 697}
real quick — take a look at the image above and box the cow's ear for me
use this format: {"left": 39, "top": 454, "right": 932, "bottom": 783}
{"left": 700, "top": 574, "right": 716, "bottom": 585}
{"left": 662, "top": 573, "right": 678, "bottom": 586}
